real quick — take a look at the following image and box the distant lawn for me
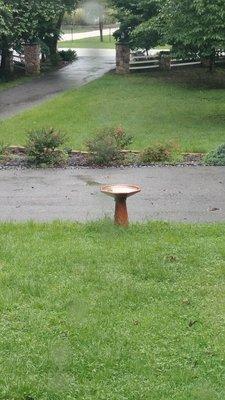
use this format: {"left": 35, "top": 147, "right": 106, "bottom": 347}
{"left": 61, "top": 25, "right": 117, "bottom": 34}
{"left": 1, "top": 68, "right": 225, "bottom": 152}
{"left": 1, "top": 220, "right": 225, "bottom": 399}
{"left": 59, "top": 35, "right": 116, "bottom": 49}
{"left": 61, "top": 26, "right": 100, "bottom": 34}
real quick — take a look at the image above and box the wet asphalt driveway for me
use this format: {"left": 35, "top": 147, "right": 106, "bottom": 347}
{"left": 0, "top": 48, "right": 115, "bottom": 119}
{"left": 0, "top": 166, "right": 225, "bottom": 223}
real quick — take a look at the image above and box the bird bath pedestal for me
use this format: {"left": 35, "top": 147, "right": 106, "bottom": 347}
{"left": 101, "top": 184, "right": 141, "bottom": 226}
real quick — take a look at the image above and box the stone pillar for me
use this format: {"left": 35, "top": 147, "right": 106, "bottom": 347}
{"left": 5, "top": 50, "right": 14, "bottom": 73}
{"left": 159, "top": 54, "right": 171, "bottom": 71}
{"left": 24, "top": 44, "right": 40, "bottom": 75}
{"left": 116, "top": 43, "right": 130, "bottom": 74}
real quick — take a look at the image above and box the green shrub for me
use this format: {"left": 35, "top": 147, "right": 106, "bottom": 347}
{"left": 86, "top": 127, "right": 133, "bottom": 166}
{"left": 204, "top": 144, "right": 225, "bottom": 166}
{"left": 140, "top": 142, "right": 179, "bottom": 164}
{"left": 59, "top": 49, "right": 78, "bottom": 62}
{"left": 26, "top": 128, "right": 68, "bottom": 167}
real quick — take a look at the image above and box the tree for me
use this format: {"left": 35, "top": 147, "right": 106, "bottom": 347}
{"left": 0, "top": 1, "right": 13, "bottom": 72}
{"left": 39, "top": 0, "right": 78, "bottom": 59}
{"left": 0, "top": 0, "right": 78, "bottom": 72}
{"left": 0, "top": 1, "right": 11, "bottom": 37}
{"left": 160, "top": 0, "right": 225, "bottom": 69}
{"left": 110, "top": 0, "right": 161, "bottom": 50}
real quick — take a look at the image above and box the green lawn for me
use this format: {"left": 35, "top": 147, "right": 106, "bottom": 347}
{"left": 1, "top": 69, "right": 225, "bottom": 152}
{"left": 58, "top": 35, "right": 116, "bottom": 49}
{"left": 1, "top": 221, "right": 225, "bottom": 399}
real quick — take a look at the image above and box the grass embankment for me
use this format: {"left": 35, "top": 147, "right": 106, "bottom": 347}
{"left": 1, "top": 68, "right": 225, "bottom": 152}
{"left": 1, "top": 221, "right": 225, "bottom": 399}
{"left": 59, "top": 36, "right": 116, "bottom": 49}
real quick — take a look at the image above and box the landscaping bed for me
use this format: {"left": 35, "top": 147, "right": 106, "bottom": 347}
{"left": 0, "top": 146, "right": 205, "bottom": 169}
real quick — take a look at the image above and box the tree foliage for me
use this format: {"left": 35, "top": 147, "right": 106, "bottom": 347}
{"left": 0, "top": 0, "right": 78, "bottom": 70}
{"left": 0, "top": 1, "right": 11, "bottom": 38}
{"left": 2, "top": 0, "right": 77, "bottom": 45}
{"left": 111, "top": 0, "right": 225, "bottom": 63}
{"left": 111, "top": 0, "right": 161, "bottom": 50}
{"left": 161, "top": 0, "right": 225, "bottom": 62}
{"left": 110, "top": 0, "right": 161, "bottom": 49}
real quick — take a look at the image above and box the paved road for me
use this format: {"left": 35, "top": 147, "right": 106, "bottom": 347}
{"left": 0, "top": 48, "right": 115, "bottom": 119}
{"left": 0, "top": 166, "right": 225, "bottom": 223}
{"left": 60, "top": 28, "right": 117, "bottom": 42}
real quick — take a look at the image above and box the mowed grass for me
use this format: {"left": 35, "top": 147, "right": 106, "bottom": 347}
{"left": 1, "top": 221, "right": 225, "bottom": 399}
{"left": 59, "top": 36, "right": 116, "bottom": 49}
{"left": 2, "top": 69, "right": 225, "bottom": 152}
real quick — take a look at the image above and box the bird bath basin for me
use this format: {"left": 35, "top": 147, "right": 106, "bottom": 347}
{"left": 101, "top": 184, "right": 141, "bottom": 226}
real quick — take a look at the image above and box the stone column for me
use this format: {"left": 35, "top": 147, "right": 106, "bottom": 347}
{"left": 116, "top": 43, "right": 130, "bottom": 74}
{"left": 24, "top": 44, "right": 40, "bottom": 75}
{"left": 159, "top": 54, "right": 171, "bottom": 71}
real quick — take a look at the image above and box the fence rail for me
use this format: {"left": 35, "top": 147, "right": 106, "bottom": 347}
{"left": 130, "top": 56, "right": 225, "bottom": 71}
{"left": 13, "top": 53, "right": 25, "bottom": 69}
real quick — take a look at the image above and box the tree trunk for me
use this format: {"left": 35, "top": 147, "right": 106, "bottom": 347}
{"left": 99, "top": 18, "right": 104, "bottom": 42}
{"left": 209, "top": 52, "right": 215, "bottom": 72}
{"left": 0, "top": 39, "right": 11, "bottom": 73}
{"left": 44, "top": 11, "right": 64, "bottom": 60}
{"left": 48, "top": 37, "right": 58, "bottom": 58}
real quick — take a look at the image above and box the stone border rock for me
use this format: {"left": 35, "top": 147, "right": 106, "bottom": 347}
{"left": 8, "top": 146, "right": 203, "bottom": 158}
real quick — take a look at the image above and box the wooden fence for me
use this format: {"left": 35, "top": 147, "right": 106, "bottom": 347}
{"left": 130, "top": 55, "right": 225, "bottom": 71}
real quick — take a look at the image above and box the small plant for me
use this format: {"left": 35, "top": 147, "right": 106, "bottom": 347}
{"left": 86, "top": 127, "right": 133, "bottom": 166}
{"left": 140, "top": 142, "right": 179, "bottom": 164}
{"left": 26, "top": 128, "right": 68, "bottom": 167}
{"left": 0, "top": 143, "right": 10, "bottom": 163}
{"left": 58, "top": 49, "right": 78, "bottom": 62}
{"left": 204, "top": 144, "right": 225, "bottom": 166}
{"left": 113, "top": 126, "right": 133, "bottom": 149}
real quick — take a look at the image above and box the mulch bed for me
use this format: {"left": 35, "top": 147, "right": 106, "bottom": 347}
{"left": 0, "top": 149, "right": 205, "bottom": 169}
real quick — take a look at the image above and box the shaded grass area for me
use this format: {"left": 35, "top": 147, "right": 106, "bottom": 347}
{"left": 59, "top": 36, "right": 116, "bottom": 49}
{"left": 0, "top": 76, "right": 30, "bottom": 92}
{"left": 1, "top": 221, "right": 225, "bottom": 399}
{"left": 1, "top": 68, "right": 225, "bottom": 152}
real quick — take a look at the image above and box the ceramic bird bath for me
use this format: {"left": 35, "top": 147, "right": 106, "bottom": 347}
{"left": 101, "top": 184, "right": 141, "bottom": 226}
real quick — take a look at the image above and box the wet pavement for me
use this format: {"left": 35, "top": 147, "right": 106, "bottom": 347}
{"left": 0, "top": 166, "right": 225, "bottom": 223}
{"left": 0, "top": 48, "right": 115, "bottom": 119}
